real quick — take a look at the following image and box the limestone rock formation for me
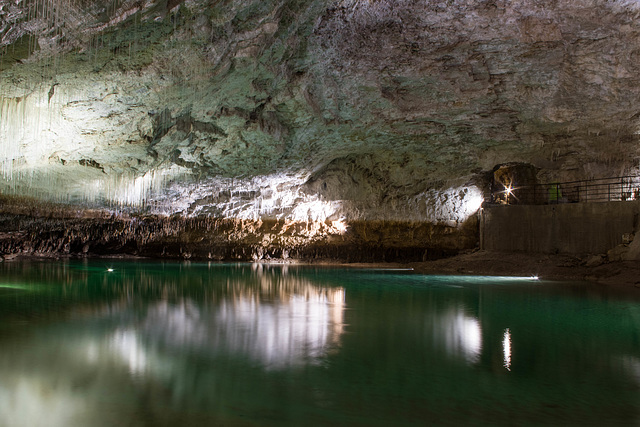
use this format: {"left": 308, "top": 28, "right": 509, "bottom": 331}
{"left": 2, "top": 0, "right": 640, "bottom": 258}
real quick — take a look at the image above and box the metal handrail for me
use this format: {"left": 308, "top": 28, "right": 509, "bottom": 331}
{"left": 489, "top": 175, "right": 640, "bottom": 205}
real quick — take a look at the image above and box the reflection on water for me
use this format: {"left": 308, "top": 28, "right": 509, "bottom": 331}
{"left": 503, "top": 328, "right": 512, "bottom": 371}
{"left": 434, "top": 307, "right": 482, "bottom": 363}
{"left": 110, "top": 328, "right": 148, "bottom": 375}
{"left": 0, "top": 261, "right": 639, "bottom": 426}
{"left": 214, "top": 288, "right": 344, "bottom": 368}
{"left": 0, "top": 262, "right": 347, "bottom": 427}
{"left": 107, "top": 283, "right": 345, "bottom": 372}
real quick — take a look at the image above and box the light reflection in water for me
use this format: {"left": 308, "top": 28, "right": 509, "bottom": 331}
{"left": 215, "top": 287, "right": 345, "bottom": 368}
{"left": 96, "top": 266, "right": 347, "bottom": 373}
{"left": 0, "top": 266, "right": 348, "bottom": 426}
{"left": 503, "top": 328, "right": 512, "bottom": 371}
{"left": 434, "top": 307, "right": 482, "bottom": 363}
{"left": 110, "top": 329, "right": 148, "bottom": 375}
{"left": 1, "top": 263, "right": 640, "bottom": 426}
{"left": 621, "top": 356, "right": 640, "bottom": 385}
{"left": 124, "top": 286, "right": 346, "bottom": 370}
{"left": 0, "top": 375, "right": 89, "bottom": 427}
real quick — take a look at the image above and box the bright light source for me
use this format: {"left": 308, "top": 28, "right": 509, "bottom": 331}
{"left": 531, "top": 275, "right": 539, "bottom": 280}
{"left": 331, "top": 218, "right": 348, "bottom": 234}
{"left": 107, "top": 268, "right": 114, "bottom": 272}
{"left": 505, "top": 185, "right": 513, "bottom": 196}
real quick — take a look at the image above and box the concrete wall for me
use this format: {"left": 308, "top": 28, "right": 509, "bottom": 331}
{"left": 480, "top": 201, "right": 640, "bottom": 254}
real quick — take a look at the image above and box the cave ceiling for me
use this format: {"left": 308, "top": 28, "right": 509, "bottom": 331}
{"left": 1, "top": 0, "right": 640, "bottom": 220}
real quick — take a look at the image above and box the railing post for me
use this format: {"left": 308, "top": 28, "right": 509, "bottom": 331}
{"left": 608, "top": 183, "right": 611, "bottom": 202}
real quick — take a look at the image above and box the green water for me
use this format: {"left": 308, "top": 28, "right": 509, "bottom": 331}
{"left": 0, "top": 260, "right": 638, "bottom": 426}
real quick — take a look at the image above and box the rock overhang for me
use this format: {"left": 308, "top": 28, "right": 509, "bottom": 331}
{"left": 0, "top": 0, "right": 639, "bottom": 228}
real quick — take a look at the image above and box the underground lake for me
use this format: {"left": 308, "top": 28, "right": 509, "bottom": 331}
{"left": 0, "top": 260, "right": 638, "bottom": 426}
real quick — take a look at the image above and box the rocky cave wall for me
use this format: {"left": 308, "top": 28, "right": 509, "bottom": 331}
{"left": 1, "top": 0, "right": 640, "bottom": 259}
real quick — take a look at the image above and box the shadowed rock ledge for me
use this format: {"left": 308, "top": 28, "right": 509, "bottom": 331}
{"left": 0, "top": 197, "right": 477, "bottom": 262}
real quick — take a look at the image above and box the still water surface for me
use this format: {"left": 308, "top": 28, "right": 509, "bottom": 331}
{"left": 0, "top": 260, "right": 639, "bottom": 426}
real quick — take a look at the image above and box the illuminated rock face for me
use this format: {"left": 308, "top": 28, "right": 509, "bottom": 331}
{"left": 1, "top": 0, "right": 640, "bottom": 256}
